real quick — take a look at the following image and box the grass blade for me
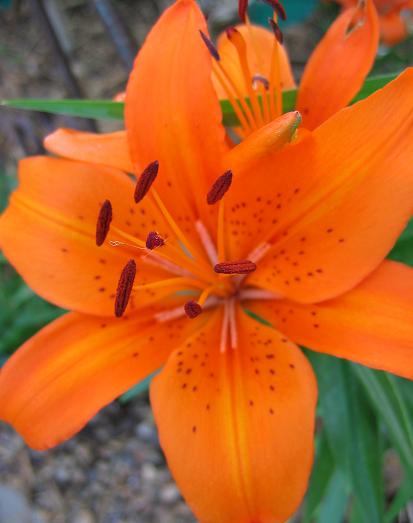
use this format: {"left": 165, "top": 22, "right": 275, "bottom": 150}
{"left": 1, "top": 72, "right": 398, "bottom": 126}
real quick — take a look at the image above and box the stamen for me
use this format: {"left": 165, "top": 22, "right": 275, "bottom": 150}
{"left": 252, "top": 74, "right": 270, "bottom": 90}
{"left": 269, "top": 18, "right": 284, "bottom": 44}
{"left": 238, "top": 0, "right": 248, "bottom": 22}
{"left": 226, "top": 27, "right": 264, "bottom": 128}
{"left": 96, "top": 200, "right": 112, "bottom": 246}
{"left": 199, "top": 30, "right": 220, "bottom": 61}
{"left": 212, "top": 64, "right": 252, "bottom": 135}
{"left": 239, "top": 288, "right": 283, "bottom": 300}
{"left": 146, "top": 231, "right": 165, "bottom": 250}
{"left": 114, "top": 259, "right": 136, "bottom": 317}
{"left": 155, "top": 296, "right": 220, "bottom": 322}
{"left": 134, "top": 160, "right": 159, "bottom": 203}
{"left": 261, "top": 0, "right": 287, "bottom": 20}
{"left": 143, "top": 253, "right": 194, "bottom": 278}
{"left": 228, "top": 298, "right": 238, "bottom": 349}
{"left": 207, "top": 170, "right": 233, "bottom": 205}
{"left": 248, "top": 242, "right": 272, "bottom": 263}
{"left": 195, "top": 220, "right": 218, "bottom": 265}
{"left": 184, "top": 300, "right": 203, "bottom": 319}
{"left": 214, "top": 260, "right": 257, "bottom": 274}
{"left": 220, "top": 302, "right": 230, "bottom": 353}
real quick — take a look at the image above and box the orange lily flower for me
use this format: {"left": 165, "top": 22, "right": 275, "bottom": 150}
{"left": 335, "top": 0, "right": 413, "bottom": 45}
{"left": 2, "top": 1, "right": 413, "bottom": 522}
{"left": 210, "top": 0, "right": 380, "bottom": 132}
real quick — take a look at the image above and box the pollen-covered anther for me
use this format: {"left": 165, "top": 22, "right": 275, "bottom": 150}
{"left": 261, "top": 0, "right": 287, "bottom": 21}
{"left": 96, "top": 199, "right": 112, "bottom": 246}
{"left": 134, "top": 160, "right": 159, "bottom": 203}
{"left": 146, "top": 231, "right": 165, "bottom": 250}
{"left": 199, "top": 30, "right": 220, "bottom": 61}
{"left": 184, "top": 301, "right": 203, "bottom": 319}
{"left": 114, "top": 259, "right": 136, "bottom": 317}
{"left": 206, "top": 170, "right": 233, "bottom": 205}
{"left": 252, "top": 74, "right": 270, "bottom": 90}
{"left": 269, "top": 18, "right": 284, "bottom": 44}
{"left": 214, "top": 260, "right": 257, "bottom": 275}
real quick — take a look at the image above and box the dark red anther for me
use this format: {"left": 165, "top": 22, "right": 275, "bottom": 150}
{"left": 252, "top": 74, "right": 270, "bottom": 90}
{"left": 96, "top": 199, "right": 112, "bottom": 246}
{"left": 214, "top": 260, "right": 257, "bottom": 275}
{"left": 238, "top": 0, "right": 248, "bottom": 22}
{"left": 114, "top": 259, "right": 136, "bottom": 317}
{"left": 199, "top": 30, "right": 220, "bottom": 62}
{"left": 261, "top": 0, "right": 287, "bottom": 21}
{"left": 207, "top": 170, "right": 233, "bottom": 205}
{"left": 269, "top": 18, "right": 283, "bottom": 44}
{"left": 134, "top": 160, "right": 159, "bottom": 203}
{"left": 184, "top": 301, "right": 203, "bottom": 319}
{"left": 146, "top": 231, "right": 165, "bottom": 250}
{"left": 225, "top": 26, "right": 238, "bottom": 39}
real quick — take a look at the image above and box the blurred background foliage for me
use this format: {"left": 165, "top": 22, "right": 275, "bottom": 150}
{"left": 1, "top": 0, "right": 413, "bottom": 521}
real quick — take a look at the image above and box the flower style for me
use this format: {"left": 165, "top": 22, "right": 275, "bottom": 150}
{"left": 1, "top": 1, "right": 413, "bottom": 522}
{"left": 335, "top": 0, "right": 413, "bottom": 45}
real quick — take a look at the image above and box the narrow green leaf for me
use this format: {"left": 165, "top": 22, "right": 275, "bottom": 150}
{"left": 316, "top": 470, "right": 349, "bottom": 523}
{"left": 1, "top": 99, "right": 124, "bottom": 120}
{"left": 308, "top": 354, "right": 384, "bottom": 523}
{"left": 388, "top": 218, "right": 413, "bottom": 266}
{"left": 1, "top": 72, "right": 398, "bottom": 126}
{"left": 302, "top": 432, "right": 336, "bottom": 523}
{"left": 353, "top": 366, "right": 413, "bottom": 472}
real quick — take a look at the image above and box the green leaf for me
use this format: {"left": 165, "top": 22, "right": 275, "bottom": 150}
{"left": 308, "top": 354, "right": 384, "bottom": 523}
{"left": 1, "top": 72, "right": 398, "bottom": 127}
{"left": 316, "top": 470, "right": 349, "bottom": 523}
{"left": 1, "top": 99, "right": 124, "bottom": 120}
{"left": 388, "top": 218, "right": 413, "bottom": 266}
{"left": 302, "top": 432, "right": 336, "bottom": 523}
{"left": 353, "top": 366, "right": 413, "bottom": 473}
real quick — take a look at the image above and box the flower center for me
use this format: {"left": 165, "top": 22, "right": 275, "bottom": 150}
{"left": 96, "top": 162, "right": 279, "bottom": 330}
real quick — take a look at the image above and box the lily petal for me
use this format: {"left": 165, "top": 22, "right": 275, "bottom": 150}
{"left": 224, "top": 111, "right": 302, "bottom": 175}
{"left": 250, "top": 261, "right": 413, "bottom": 380}
{"left": 44, "top": 129, "right": 134, "bottom": 173}
{"left": 297, "top": 0, "right": 379, "bottom": 130}
{"left": 0, "top": 310, "right": 189, "bottom": 450}
{"left": 125, "top": 0, "right": 229, "bottom": 227}
{"left": 214, "top": 23, "right": 295, "bottom": 100}
{"left": 151, "top": 308, "right": 317, "bottom": 523}
{"left": 242, "top": 69, "right": 413, "bottom": 302}
{"left": 380, "top": 10, "right": 409, "bottom": 45}
{"left": 0, "top": 156, "right": 175, "bottom": 316}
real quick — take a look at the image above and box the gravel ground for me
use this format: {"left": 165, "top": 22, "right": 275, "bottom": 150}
{"left": 0, "top": 397, "right": 196, "bottom": 523}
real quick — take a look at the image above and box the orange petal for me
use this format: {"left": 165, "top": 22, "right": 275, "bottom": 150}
{"left": 245, "top": 69, "right": 413, "bottom": 302}
{"left": 44, "top": 129, "right": 134, "bottom": 173}
{"left": 0, "top": 311, "right": 190, "bottom": 450}
{"left": 0, "top": 156, "right": 176, "bottom": 316}
{"left": 380, "top": 10, "right": 409, "bottom": 45}
{"left": 297, "top": 0, "right": 379, "bottom": 129}
{"left": 224, "top": 110, "right": 302, "bottom": 175}
{"left": 249, "top": 260, "right": 413, "bottom": 380}
{"left": 125, "top": 0, "right": 229, "bottom": 228}
{"left": 151, "top": 308, "right": 317, "bottom": 523}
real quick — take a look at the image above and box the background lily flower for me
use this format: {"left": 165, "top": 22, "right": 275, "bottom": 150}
{"left": 210, "top": 0, "right": 379, "bottom": 131}
{"left": 1, "top": 1, "right": 413, "bottom": 523}
{"left": 335, "top": 0, "right": 413, "bottom": 45}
